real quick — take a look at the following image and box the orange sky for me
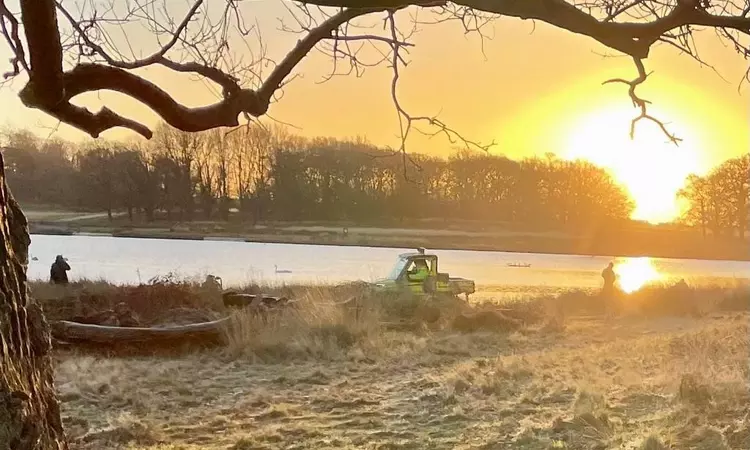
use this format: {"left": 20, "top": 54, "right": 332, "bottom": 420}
{"left": 0, "top": 3, "right": 747, "bottom": 223}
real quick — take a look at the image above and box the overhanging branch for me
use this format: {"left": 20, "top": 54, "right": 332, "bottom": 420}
{"left": 15, "top": 5, "right": 392, "bottom": 138}
{"left": 298, "top": 0, "right": 750, "bottom": 59}
{"left": 5, "top": 0, "right": 750, "bottom": 143}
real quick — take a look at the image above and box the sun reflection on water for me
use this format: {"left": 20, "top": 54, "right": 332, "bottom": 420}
{"left": 614, "top": 258, "right": 662, "bottom": 293}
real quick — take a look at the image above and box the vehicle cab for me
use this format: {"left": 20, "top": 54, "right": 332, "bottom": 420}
{"left": 373, "top": 247, "right": 461, "bottom": 296}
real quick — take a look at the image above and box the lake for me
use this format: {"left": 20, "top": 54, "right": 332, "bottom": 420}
{"left": 26, "top": 235, "right": 750, "bottom": 296}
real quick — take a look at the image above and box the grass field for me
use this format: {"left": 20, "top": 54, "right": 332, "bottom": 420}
{"left": 34, "top": 279, "right": 749, "bottom": 450}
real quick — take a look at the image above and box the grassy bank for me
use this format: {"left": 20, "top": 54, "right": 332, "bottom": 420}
{"left": 40, "top": 279, "right": 749, "bottom": 449}
{"left": 57, "top": 317, "right": 749, "bottom": 450}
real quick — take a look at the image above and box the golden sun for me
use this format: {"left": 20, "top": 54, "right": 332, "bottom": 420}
{"left": 614, "top": 258, "right": 662, "bottom": 293}
{"left": 563, "top": 106, "right": 704, "bottom": 224}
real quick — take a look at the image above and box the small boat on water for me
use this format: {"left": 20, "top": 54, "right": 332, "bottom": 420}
{"left": 507, "top": 263, "right": 532, "bottom": 268}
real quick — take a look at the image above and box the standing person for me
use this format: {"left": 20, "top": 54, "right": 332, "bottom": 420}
{"left": 601, "top": 261, "right": 617, "bottom": 316}
{"left": 408, "top": 259, "right": 430, "bottom": 282}
{"left": 601, "top": 262, "right": 616, "bottom": 294}
{"left": 50, "top": 255, "right": 71, "bottom": 285}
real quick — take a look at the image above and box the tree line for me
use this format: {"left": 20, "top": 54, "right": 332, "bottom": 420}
{"left": 1, "top": 125, "right": 636, "bottom": 228}
{"left": 678, "top": 154, "right": 749, "bottom": 239}
{"left": 3, "top": 125, "right": 745, "bottom": 237}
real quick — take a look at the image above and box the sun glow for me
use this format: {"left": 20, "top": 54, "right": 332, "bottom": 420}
{"left": 614, "top": 257, "right": 661, "bottom": 294}
{"left": 563, "top": 107, "right": 704, "bottom": 224}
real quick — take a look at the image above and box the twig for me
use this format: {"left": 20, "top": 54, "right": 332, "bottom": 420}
{"left": 386, "top": 9, "right": 494, "bottom": 174}
{"left": 603, "top": 57, "right": 682, "bottom": 145}
{"left": 0, "top": 0, "right": 29, "bottom": 78}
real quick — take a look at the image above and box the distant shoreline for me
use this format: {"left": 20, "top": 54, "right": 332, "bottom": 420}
{"left": 28, "top": 225, "right": 750, "bottom": 263}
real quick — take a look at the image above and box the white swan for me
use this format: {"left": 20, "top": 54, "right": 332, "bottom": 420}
{"left": 274, "top": 265, "right": 292, "bottom": 274}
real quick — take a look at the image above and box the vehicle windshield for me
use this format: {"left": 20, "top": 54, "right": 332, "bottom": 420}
{"left": 386, "top": 257, "right": 409, "bottom": 280}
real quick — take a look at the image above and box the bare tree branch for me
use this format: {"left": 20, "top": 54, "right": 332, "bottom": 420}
{"left": 300, "top": 0, "right": 750, "bottom": 60}
{"left": 603, "top": 56, "right": 682, "bottom": 144}
{"left": 0, "top": 1, "right": 29, "bottom": 78}
{"left": 16, "top": 1, "right": 387, "bottom": 138}
{"left": 55, "top": 0, "right": 204, "bottom": 70}
{"left": 1, "top": 0, "right": 749, "bottom": 146}
{"left": 382, "top": 8, "right": 494, "bottom": 168}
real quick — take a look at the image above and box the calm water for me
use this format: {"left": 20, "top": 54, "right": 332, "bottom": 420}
{"left": 26, "top": 235, "right": 750, "bottom": 294}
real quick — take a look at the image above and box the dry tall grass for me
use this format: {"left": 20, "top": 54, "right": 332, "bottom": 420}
{"left": 32, "top": 277, "right": 748, "bottom": 357}
{"left": 32, "top": 277, "right": 749, "bottom": 448}
{"left": 221, "top": 289, "right": 377, "bottom": 362}
{"left": 54, "top": 312, "right": 748, "bottom": 449}
{"left": 32, "top": 276, "right": 748, "bottom": 322}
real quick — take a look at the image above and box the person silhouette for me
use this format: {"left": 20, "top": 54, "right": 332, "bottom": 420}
{"left": 601, "top": 262, "right": 616, "bottom": 295}
{"left": 50, "top": 255, "right": 71, "bottom": 285}
{"left": 600, "top": 261, "right": 619, "bottom": 317}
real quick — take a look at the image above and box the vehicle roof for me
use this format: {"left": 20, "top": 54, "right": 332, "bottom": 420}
{"left": 398, "top": 252, "right": 437, "bottom": 259}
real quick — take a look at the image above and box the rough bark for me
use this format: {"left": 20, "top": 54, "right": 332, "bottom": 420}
{"left": 0, "top": 151, "right": 67, "bottom": 450}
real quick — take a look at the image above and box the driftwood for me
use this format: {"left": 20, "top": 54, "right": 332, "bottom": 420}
{"left": 50, "top": 317, "right": 231, "bottom": 347}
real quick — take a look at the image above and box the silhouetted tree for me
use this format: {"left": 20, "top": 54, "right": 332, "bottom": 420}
{"left": 2, "top": 131, "right": 76, "bottom": 207}
{"left": 714, "top": 155, "right": 750, "bottom": 239}
{"left": 76, "top": 147, "right": 116, "bottom": 219}
{"left": 265, "top": 144, "right": 634, "bottom": 225}
{"left": 679, "top": 155, "right": 750, "bottom": 240}
{"left": 203, "top": 130, "right": 232, "bottom": 222}
{"left": 112, "top": 150, "right": 154, "bottom": 221}
{"left": 153, "top": 125, "right": 201, "bottom": 221}
{"left": 10, "top": 125, "right": 748, "bottom": 239}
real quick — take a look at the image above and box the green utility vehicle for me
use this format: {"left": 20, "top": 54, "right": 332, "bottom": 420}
{"left": 371, "top": 248, "right": 475, "bottom": 300}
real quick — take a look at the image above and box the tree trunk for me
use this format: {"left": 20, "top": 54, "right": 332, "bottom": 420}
{"left": 219, "top": 197, "right": 230, "bottom": 222}
{"left": 0, "top": 154, "right": 68, "bottom": 449}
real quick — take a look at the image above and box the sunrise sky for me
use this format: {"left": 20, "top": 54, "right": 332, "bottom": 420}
{"left": 0, "top": 2, "right": 747, "bottom": 224}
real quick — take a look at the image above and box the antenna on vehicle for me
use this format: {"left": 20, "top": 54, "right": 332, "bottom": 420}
{"left": 417, "top": 247, "right": 426, "bottom": 255}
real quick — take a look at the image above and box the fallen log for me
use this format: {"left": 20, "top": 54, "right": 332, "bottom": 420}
{"left": 49, "top": 316, "right": 231, "bottom": 347}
